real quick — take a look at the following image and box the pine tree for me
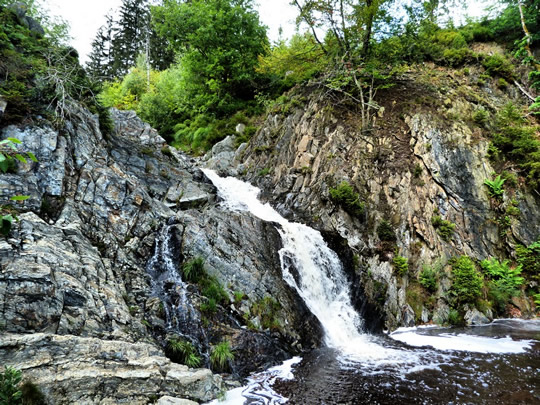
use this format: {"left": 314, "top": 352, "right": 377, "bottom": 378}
{"left": 87, "top": 13, "right": 116, "bottom": 81}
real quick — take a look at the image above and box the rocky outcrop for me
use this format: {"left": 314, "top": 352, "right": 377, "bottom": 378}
{"left": 225, "top": 66, "right": 539, "bottom": 330}
{"left": 0, "top": 103, "right": 319, "bottom": 402}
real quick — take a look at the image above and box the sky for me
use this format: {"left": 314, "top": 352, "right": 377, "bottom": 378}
{"left": 42, "top": 0, "right": 493, "bottom": 65}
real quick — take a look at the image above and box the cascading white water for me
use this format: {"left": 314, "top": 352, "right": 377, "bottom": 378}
{"left": 203, "top": 169, "right": 366, "bottom": 351}
{"left": 146, "top": 223, "right": 198, "bottom": 331}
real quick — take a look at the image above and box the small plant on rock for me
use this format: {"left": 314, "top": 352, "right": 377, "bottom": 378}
{"left": 210, "top": 341, "right": 234, "bottom": 372}
{"left": 377, "top": 220, "right": 396, "bottom": 242}
{"left": 484, "top": 175, "right": 505, "bottom": 200}
{"left": 329, "top": 181, "right": 364, "bottom": 217}
{"left": 419, "top": 265, "right": 438, "bottom": 293}
{"left": 431, "top": 215, "right": 456, "bottom": 242}
{"left": 181, "top": 257, "right": 205, "bottom": 283}
{"left": 167, "top": 338, "right": 201, "bottom": 368}
{"left": 449, "top": 256, "right": 483, "bottom": 306}
{"left": 480, "top": 258, "right": 524, "bottom": 297}
{"left": 392, "top": 255, "right": 408, "bottom": 276}
{"left": 0, "top": 366, "right": 22, "bottom": 405}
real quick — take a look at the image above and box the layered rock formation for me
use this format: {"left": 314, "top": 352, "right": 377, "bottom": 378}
{"left": 0, "top": 104, "right": 318, "bottom": 403}
{"left": 212, "top": 64, "right": 539, "bottom": 329}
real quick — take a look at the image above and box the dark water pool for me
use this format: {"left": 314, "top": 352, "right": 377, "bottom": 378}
{"left": 212, "top": 319, "right": 540, "bottom": 405}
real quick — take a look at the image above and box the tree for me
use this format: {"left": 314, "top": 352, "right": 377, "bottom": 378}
{"left": 87, "top": 0, "right": 174, "bottom": 80}
{"left": 87, "top": 13, "right": 117, "bottom": 81}
{"left": 151, "top": 0, "right": 268, "bottom": 116}
{"left": 290, "top": 0, "right": 395, "bottom": 61}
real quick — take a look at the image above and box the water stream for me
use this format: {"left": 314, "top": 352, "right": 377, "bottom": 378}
{"left": 202, "top": 170, "right": 539, "bottom": 404}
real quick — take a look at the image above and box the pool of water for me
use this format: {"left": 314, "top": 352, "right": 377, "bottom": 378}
{"left": 211, "top": 319, "right": 539, "bottom": 405}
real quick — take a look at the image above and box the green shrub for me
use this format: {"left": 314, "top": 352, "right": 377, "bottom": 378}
{"left": 392, "top": 255, "right": 408, "bottom": 276}
{"left": 491, "top": 103, "right": 540, "bottom": 188}
{"left": 440, "top": 48, "right": 477, "bottom": 67}
{"left": 20, "top": 380, "right": 46, "bottom": 404}
{"left": 431, "top": 215, "right": 456, "bottom": 241}
{"left": 210, "top": 341, "right": 234, "bottom": 372}
{"left": 482, "top": 54, "right": 515, "bottom": 79}
{"left": 449, "top": 256, "right": 483, "bottom": 306}
{"left": 419, "top": 265, "right": 438, "bottom": 293}
{"left": 472, "top": 109, "right": 489, "bottom": 126}
{"left": 167, "top": 338, "right": 201, "bottom": 368}
{"left": 0, "top": 366, "right": 22, "bottom": 405}
{"left": 377, "top": 220, "right": 396, "bottom": 242}
{"left": 181, "top": 257, "right": 206, "bottom": 283}
{"left": 201, "top": 278, "right": 228, "bottom": 305}
{"left": 480, "top": 258, "right": 524, "bottom": 297}
{"left": 497, "top": 78, "right": 508, "bottom": 89}
{"left": 250, "top": 296, "right": 281, "bottom": 330}
{"left": 329, "top": 181, "right": 364, "bottom": 217}
{"left": 447, "top": 308, "right": 462, "bottom": 326}
{"left": 516, "top": 240, "right": 540, "bottom": 282}
{"left": 200, "top": 298, "right": 217, "bottom": 314}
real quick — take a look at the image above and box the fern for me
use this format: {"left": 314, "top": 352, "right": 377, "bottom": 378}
{"left": 484, "top": 175, "right": 506, "bottom": 199}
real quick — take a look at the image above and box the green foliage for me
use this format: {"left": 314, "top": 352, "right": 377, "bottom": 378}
{"left": 447, "top": 308, "right": 462, "bottom": 326}
{"left": 250, "top": 296, "right": 281, "bottom": 330}
{"left": 0, "top": 366, "right": 22, "bottom": 405}
{"left": 377, "top": 220, "right": 396, "bottom": 242}
{"left": 482, "top": 54, "right": 515, "bottom": 79}
{"left": 257, "top": 33, "right": 328, "bottom": 90}
{"left": 19, "top": 380, "right": 45, "bottom": 405}
{"left": 480, "top": 258, "right": 524, "bottom": 297}
{"left": 490, "top": 103, "right": 540, "bottom": 188}
{"left": 233, "top": 291, "right": 245, "bottom": 304}
{"left": 0, "top": 4, "right": 110, "bottom": 130}
{"left": 167, "top": 338, "right": 201, "bottom": 368}
{"left": 181, "top": 257, "right": 206, "bottom": 283}
{"left": 484, "top": 175, "right": 506, "bottom": 200}
{"left": 472, "top": 109, "right": 488, "bottom": 126}
{"left": 431, "top": 215, "right": 455, "bottom": 242}
{"left": 392, "top": 255, "right": 408, "bottom": 276}
{"left": 210, "top": 341, "right": 234, "bottom": 372}
{"left": 419, "top": 265, "right": 438, "bottom": 293}
{"left": 329, "top": 181, "right": 364, "bottom": 218}
{"left": 449, "top": 256, "right": 483, "bottom": 306}
{"left": 152, "top": 0, "right": 268, "bottom": 117}
{"left": 516, "top": 240, "right": 540, "bottom": 282}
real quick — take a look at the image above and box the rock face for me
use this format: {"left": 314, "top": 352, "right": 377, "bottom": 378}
{"left": 0, "top": 104, "right": 319, "bottom": 403}
{"left": 227, "top": 67, "right": 539, "bottom": 330}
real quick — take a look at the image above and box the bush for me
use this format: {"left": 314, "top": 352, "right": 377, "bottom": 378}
{"left": 480, "top": 258, "right": 524, "bottom": 297}
{"left": 329, "top": 181, "right": 364, "bottom": 217}
{"left": 472, "top": 109, "right": 489, "bottom": 126}
{"left": 250, "top": 296, "right": 281, "bottom": 330}
{"left": 482, "top": 54, "right": 515, "bottom": 80}
{"left": 516, "top": 240, "right": 540, "bottom": 282}
{"left": 431, "top": 215, "right": 455, "bottom": 241}
{"left": 440, "top": 48, "right": 478, "bottom": 67}
{"left": 449, "top": 256, "right": 483, "bottom": 306}
{"left": 181, "top": 257, "right": 206, "bottom": 283}
{"left": 447, "top": 308, "right": 463, "bottom": 326}
{"left": 491, "top": 103, "right": 540, "bottom": 188}
{"left": 20, "top": 380, "right": 46, "bottom": 404}
{"left": 0, "top": 366, "right": 22, "bottom": 405}
{"left": 167, "top": 338, "right": 201, "bottom": 368}
{"left": 419, "top": 265, "right": 438, "bottom": 293}
{"left": 392, "top": 255, "right": 408, "bottom": 276}
{"left": 377, "top": 220, "right": 396, "bottom": 242}
{"left": 210, "top": 341, "right": 234, "bottom": 372}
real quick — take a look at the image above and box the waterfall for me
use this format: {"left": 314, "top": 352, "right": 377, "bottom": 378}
{"left": 146, "top": 222, "right": 204, "bottom": 340}
{"left": 202, "top": 169, "right": 366, "bottom": 352}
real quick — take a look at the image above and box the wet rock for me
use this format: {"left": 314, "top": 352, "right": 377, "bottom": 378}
{"left": 464, "top": 308, "right": 490, "bottom": 325}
